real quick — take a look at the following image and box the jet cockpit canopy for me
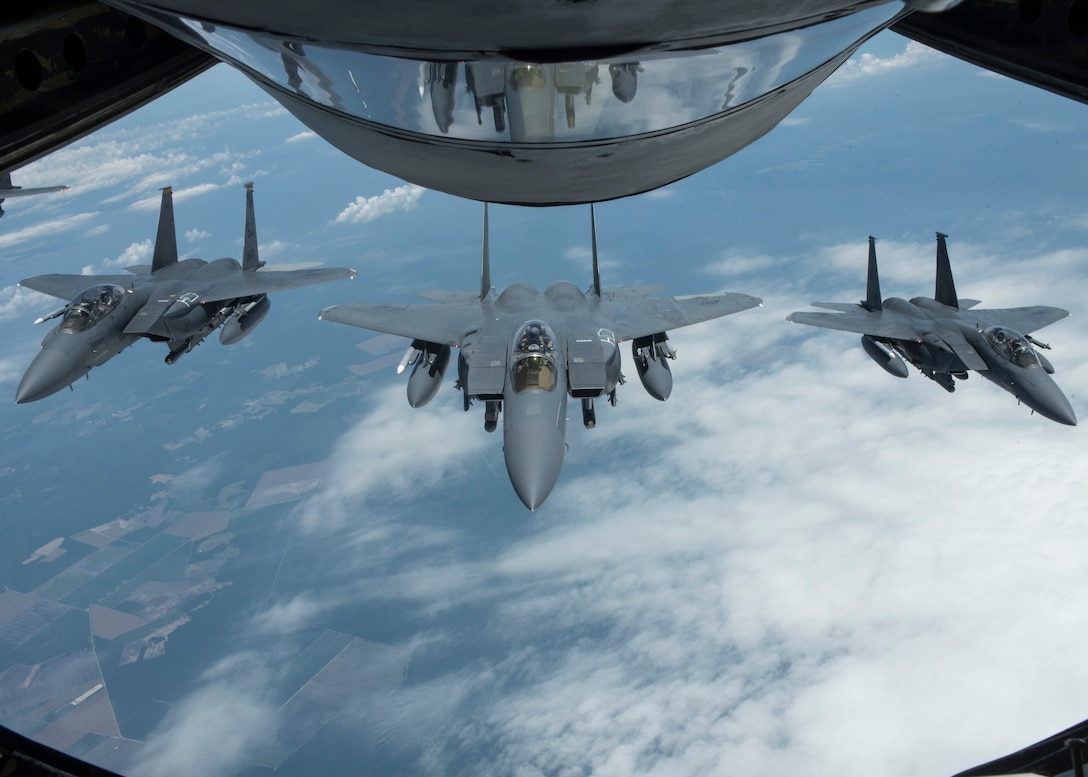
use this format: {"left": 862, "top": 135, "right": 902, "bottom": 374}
{"left": 513, "top": 320, "right": 558, "bottom": 392}
{"left": 58, "top": 285, "right": 128, "bottom": 333}
{"left": 983, "top": 326, "right": 1040, "bottom": 368}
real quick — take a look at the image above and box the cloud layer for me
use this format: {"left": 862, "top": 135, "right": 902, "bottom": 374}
{"left": 333, "top": 185, "right": 426, "bottom": 225}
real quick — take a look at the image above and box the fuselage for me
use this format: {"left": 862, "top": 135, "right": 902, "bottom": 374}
{"left": 16, "top": 284, "right": 149, "bottom": 403}
{"left": 472, "top": 281, "right": 623, "bottom": 508}
{"left": 876, "top": 297, "right": 1075, "bottom": 426}
{"left": 16, "top": 258, "right": 255, "bottom": 403}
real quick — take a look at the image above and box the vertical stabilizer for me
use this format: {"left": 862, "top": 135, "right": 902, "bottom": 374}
{"left": 0, "top": 172, "right": 11, "bottom": 190}
{"left": 864, "top": 235, "right": 882, "bottom": 311}
{"left": 480, "top": 202, "right": 491, "bottom": 299}
{"left": 242, "top": 182, "right": 263, "bottom": 271}
{"left": 590, "top": 203, "right": 601, "bottom": 297}
{"left": 151, "top": 187, "right": 178, "bottom": 273}
{"left": 934, "top": 231, "right": 959, "bottom": 308}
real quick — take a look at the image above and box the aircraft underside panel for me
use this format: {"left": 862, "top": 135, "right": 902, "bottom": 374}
{"left": 566, "top": 334, "right": 607, "bottom": 398}
{"left": 464, "top": 335, "right": 506, "bottom": 399}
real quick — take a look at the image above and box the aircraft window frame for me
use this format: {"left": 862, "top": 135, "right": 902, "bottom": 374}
{"left": 57, "top": 285, "right": 127, "bottom": 334}
{"left": 513, "top": 354, "right": 558, "bottom": 393}
{"left": 982, "top": 326, "right": 1041, "bottom": 369}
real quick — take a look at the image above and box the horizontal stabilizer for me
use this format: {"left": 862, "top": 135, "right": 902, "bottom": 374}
{"left": 958, "top": 298, "right": 981, "bottom": 310}
{"left": 124, "top": 265, "right": 152, "bottom": 275}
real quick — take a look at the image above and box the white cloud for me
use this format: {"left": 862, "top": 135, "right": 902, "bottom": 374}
{"left": 185, "top": 228, "right": 210, "bottom": 242}
{"left": 243, "top": 230, "right": 1088, "bottom": 777}
{"left": 0, "top": 211, "right": 99, "bottom": 253}
{"left": 81, "top": 239, "right": 151, "bottom": 275}
{"left": 332, "top": 184, "right": 426, "bottom": 225}
{"left": 131, "top": 653, "right": 276, "bottom": 777}
{"left": 129, "top": 182, "right": 228, "bottom": 212}
{"left": 19, "top": 103, "right": 279, "bottom": 201}
{"left": 830, "top": 41, "right": 943, "bottom": 87}
{"left": 0, "top": 284, "right": 54, "bottom": 322}
{"left": 285, "top": 131, "right": 317, "bottom": 143}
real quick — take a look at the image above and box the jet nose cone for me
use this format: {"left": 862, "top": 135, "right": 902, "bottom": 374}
{"left": 1024, "top": 379, "right": 1077, "bottom": 426}
{"left": 16, "top": 349, "right": 78, "bottom": 404}
{"left": 503, "top": 421, "right": 566, "bottom": 511}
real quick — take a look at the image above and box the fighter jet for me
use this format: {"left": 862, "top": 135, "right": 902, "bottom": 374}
{"left": 16, "top": 183, "right": 355, "bottom": 403}
{"left": 319, "top": 205, "right": 762, "bottom": 509}
{"left": 787, "top": 233, "right": 1076, "bottom": 426}
{"left": 0, "top": 171, "right": 68, "bottom": 220}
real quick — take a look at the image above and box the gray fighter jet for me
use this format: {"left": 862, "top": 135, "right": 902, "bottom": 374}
{"left": 0, "top": 171, "right": 68, "bottom": 220}
{"left": 787, "top": 233, "right": 1076, "bottom": 426}
{"left": 16, "top": 183, "right": 355, "bottom": 403}
{"left": 319, "top": 205, "right": 762, "bottom": 509}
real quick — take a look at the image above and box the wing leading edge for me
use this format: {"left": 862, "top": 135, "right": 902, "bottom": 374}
{"left": 318, "top": 302, "right": 481, "bottom": 346}
{"left": 611, "top": 291, "right": 762, "bottom": 342}
{"left": 201, "top": 267, "right": 356, "bottom": 303}
{"left": 20, "top": 273, "right": 137, "bottom": 301}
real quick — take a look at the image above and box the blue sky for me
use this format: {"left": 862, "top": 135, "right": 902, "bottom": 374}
{"left": 3, "top": 27, "right": 1088, "bottom": 777}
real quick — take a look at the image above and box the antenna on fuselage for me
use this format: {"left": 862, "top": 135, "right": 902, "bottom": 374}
{"left": 934, "top": 231, "right": 959, "bottom": 309}
{"left": 590, "top": 203, "right": 601, "bottom": 297}
{"left": 242, "top": 182, "right": 264, "bottom": 271}
{"left": 151, "top": 186, "right": 178, "bottom": 273}
{"left": 481, "top": 202, "right": 491, "bottom": 299}
{"left": 863, "top": 235, "right": 882, "bottom": 311}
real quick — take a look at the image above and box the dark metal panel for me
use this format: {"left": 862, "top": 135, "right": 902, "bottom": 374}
{"left": 893, "top": 0, "right": 1088, "bottom": 105}
{"left": 0, "top": 0, "right": 215, "bottom": 172}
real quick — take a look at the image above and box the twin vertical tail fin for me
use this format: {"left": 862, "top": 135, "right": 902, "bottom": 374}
{"left": 242, "top": 182, "right": 263, "bottom": 271}
{"left": 590, "top": 203, "right": 601, "bottom": 297}
{"left": 480, "top": 202, "right": 491, "bottom": 299}
{"left": 151, "top": 187, "right": 178, "bottom": 273}
{"left": 934, "top": 231, "right": 959, "bottom": 308}
{"left": 863, "top": 235, "right": 882, "bottom": 311}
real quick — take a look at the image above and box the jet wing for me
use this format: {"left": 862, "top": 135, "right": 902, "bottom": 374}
{"left": 786, "top": 309, "right": 920, "bottom": 339}
{"left": 967, "top": 305, "right": 1070, "bottom": 335}
{"left": 318, "top": 303, "right": 480, "bottom": 346}
{"left": 200, "top": 267, "right": 356, "bottom": 303}
{"left": 19, "top": 273, "right": 136, "bottom": 301}
{"left": 600, "top": 284, "right": 667, "bottom": 301}
{"left": 612, "top": 292, "right": 762, "bottom": 341}
{"left": 0, "top": 185, "right": 67, "bottom": 198}
{"left": 789, "top": 309, "right": 992, "bottom": 370}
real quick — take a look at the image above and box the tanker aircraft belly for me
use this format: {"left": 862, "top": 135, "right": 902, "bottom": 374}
{"left": 320, "top": 204, "right": 761, "bottom": 510}
{"left": 787, "top": 233, "right": 1076, "bottom": 426}
{"left": 15, "top": 183, "right": 355, "bottom": 403}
